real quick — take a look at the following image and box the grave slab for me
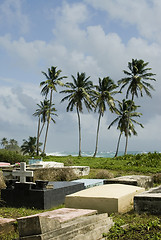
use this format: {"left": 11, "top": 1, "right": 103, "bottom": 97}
{"left": 134, "top": 185, "right": 161, "bottom": 215}
{"left": 72, "top": 179, "right": 105, "bottom": 188}
{"left": 65, "top": 184, "right": 145, "bottom": 214}
{"left": 30, "top": 161, "right": 64, "bottom": 168}
{"left": 0, "top": 217, "right": 16, "bottom": 235}
{"left": 1, "top": 181, "right": 85, "bottom": 209}
{"left": 104, "top": 175, "right": 153, "bottom": 189}
{"left": 17, "top": 208, "right": 113, "bottom": 240}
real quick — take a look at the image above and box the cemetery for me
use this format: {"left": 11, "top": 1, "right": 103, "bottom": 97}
{"left": 0, "top": 157, "right": 161, "bottom": 239}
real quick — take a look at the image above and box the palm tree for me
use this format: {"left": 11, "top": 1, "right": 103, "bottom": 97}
{"left": 108, "top": 99, "right": 144, "bottom": 156}
{"left": 118, "top": 59, "right": 156, "bottom": 154}
{"left": 9, "top": 139, "right": 18, "bottom": 146}
{"left": 118, "top": 59, "right": 156, "bottom": 101}
{"left": 60, "top": 72, "right": 94, "bottom": 157}
{"left": 21, "top": 136, "right": 42, "bottom": 156}
{"left": 33, "top": 99, "right": 57, "bottom": 156}
{"left": 92, "top": 77, "right": 118, "bottom": 157}
{"left": 40, "top": 66, "right": 67, "bottom": 154}
{"left": 1, "top": 137, "right": 8, "bottom": 149}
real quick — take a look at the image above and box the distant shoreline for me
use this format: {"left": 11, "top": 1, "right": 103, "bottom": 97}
{"left": 46, "top": 150, "right": 159, "bottom": 158}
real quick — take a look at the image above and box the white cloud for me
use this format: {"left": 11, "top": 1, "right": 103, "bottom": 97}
{"left": 0, "top": 0, "right": 29, "bottom": 34}
{"left": 86, "top": 0, "right": 161, "bottom": 43}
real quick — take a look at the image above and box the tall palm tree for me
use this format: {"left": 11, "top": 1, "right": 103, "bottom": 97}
{"left": 40, "top": 66, "right": 67, "bottom": 154}
{"left": 92, "top": 77, "right": 118, "bottom": 157}
{"left": 33, "top": 99, "right": 57, "bottom": 156}
{"left": 1, "top": 137, "right": 8, "bottom": 149}
{"left": 108, "top": 99, "right": 144, "bottom": 157}
{"left": 118, "top": 59, "right": 156, "bottom": 154}
{"left": 60, "top": 72, "right": 94, "bottom": 157}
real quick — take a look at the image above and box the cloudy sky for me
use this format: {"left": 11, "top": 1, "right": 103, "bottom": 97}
{"left": 0, "top": 0, "right": 161, "bottom": 154}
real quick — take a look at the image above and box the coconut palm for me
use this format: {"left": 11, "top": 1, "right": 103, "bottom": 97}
{"left": 118, "top": 59, "right": 156, "bottom": 154}
{"left": 60, "top": 72, "right": 94, "bottom": 157}
{"left": 108, "top": 99, "right": 144, "bottom": 157}
{"left": 33, "top": 99, "right": 57, "bottom": 156}
{"left": 21, "top": 136, "right": 42, "bottom": 156}
{"left": 9, "top": 139, "right": 18, "bottom": 146}
{"left": 92, "top": 77, "right": 118, "bottom": 157}
{"left": 118, "top": 59, "right": 156, "bottom": 101}
{"left": 40, "top": 66, "right": 67, "bottom": 154}
{"left": 1, "top": 137, "right": 8, "bottom": 149}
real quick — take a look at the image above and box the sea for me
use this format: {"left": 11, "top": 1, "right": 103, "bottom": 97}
{"left": 46, "top": 150, "right": 151, "bottom": 158}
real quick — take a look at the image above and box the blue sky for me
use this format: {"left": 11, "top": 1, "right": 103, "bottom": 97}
{"left": 0, "top": 0, "right": 161, "bottom": 154}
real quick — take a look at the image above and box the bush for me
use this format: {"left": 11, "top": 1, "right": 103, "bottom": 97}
{"left": 95, "top": 170, "right": 114, "bottom": 179}
{"left": 0, "top": 149, "right": 27, "bottom": 164}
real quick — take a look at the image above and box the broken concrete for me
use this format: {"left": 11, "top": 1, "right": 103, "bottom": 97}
{"left": 104, "top": 175, "right": 153, "bottom": 189}
{"left": 134, "top": 185, "right": 161, "bottom": 215}
{"left": 17, "top": 208, "right": 113, "bottom": 240}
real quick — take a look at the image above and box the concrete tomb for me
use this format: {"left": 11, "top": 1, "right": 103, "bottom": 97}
{"left": 1, "top": 180, "right": 85, "bottom": 209}
{"left": 65, "top": 184, "right": 145, "bottom": 214}
{"left": 17, "top": 208, "right": 114, "bottom": 240}
{"left": 0, "top": 217, "right": 16, "bottom": 235}
{"left": 134, "top": 185, "right": 161, "bottom": 215}
{"left": 72, "top": 178, "right": 105, "bottom": 189}
{"left": 30, "top": 161, "right": 64, "bottom": 168}
{"left": 104, "top": 175, "right": 153, "bottom": 189}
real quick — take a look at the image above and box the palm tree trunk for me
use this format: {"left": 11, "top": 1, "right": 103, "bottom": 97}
{"left": 39, "top": 122, "right": 45, "bottom": 137}
{"left": 124, "top": 94, "right": 134, "bottom": 155}
{"left": 76, "top": 106, "right": 81, "bottom": 157}
{"left": 43, "top": 89, "right": 53, "bottom": 154}
{"left": 36, "top": 117, "right": 41, "bottom": 156}
{"left": 115, "top": 132, "right": 122, "bottom": 157}
{"left": 93, "top": 112, "right": 102, "bottom": 157}
{"left": 124, "top": 130, "right": 128, "bottom": 155}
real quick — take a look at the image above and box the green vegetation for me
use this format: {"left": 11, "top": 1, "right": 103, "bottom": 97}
{"left": 0, "top": 149, "right": 27, "bottom": 164}
{"left": 104, "top": 211, "right": 161, "bottom": 240}
{"left": 43, "top": 152, "right": 161, "bottom": 174}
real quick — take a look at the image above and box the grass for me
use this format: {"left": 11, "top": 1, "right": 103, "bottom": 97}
{"left": 43, "top": 152, "right": 161, "bottom": 174}
{"left": 105, "top": 211, "right": 161, "bottom": 239}
{"left": 1, "top": 152, "right": 161, "bottom": 239}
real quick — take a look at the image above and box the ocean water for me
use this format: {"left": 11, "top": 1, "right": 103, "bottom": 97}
{"left": 46, "top": 150, "right": 149, "bottom": 158}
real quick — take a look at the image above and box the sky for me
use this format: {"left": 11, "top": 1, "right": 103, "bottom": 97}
{"left": 0, "top": 0, "right": 161, "bottom": 154}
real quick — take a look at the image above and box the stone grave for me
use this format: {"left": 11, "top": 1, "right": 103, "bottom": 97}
{"left": 30, "top": 161, "right": 64, "bottom": 168}
{"left": 65, "top": 184, "right": 145, "bottom": 214}
{"left": 17, "top": 208, "right": 114, "bottom": 240}
{"left": 104, "top": 175, "right": 153, "bottom": 189}
{"left": 134, "top": 185, "right": 161, "bottom": 215}
{"left": 0, "top": 217, "right": 16, "bottom": 235}
{"left": 72, "top": 179, "right": 105, "bottom": 189}
{"left": 1, "top": 162, "right": 85, "bottom": 209}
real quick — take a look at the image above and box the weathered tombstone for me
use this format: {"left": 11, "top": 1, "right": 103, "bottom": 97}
{"left": 104, "top": 175, "right": 153, "bottom": 189}
{"left": 17, "top": 208, "right": 114, "bottom": 240}
{"left": 65, "top": 184, "right": 145, "bottom": 214}
{"left": 134, "top": 185, "right": 161, "bottom": 215}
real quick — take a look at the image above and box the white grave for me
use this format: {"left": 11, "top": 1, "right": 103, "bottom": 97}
{"left": 30, "top": 161, "right": 64, "bottom": 168}
{"left": 65, "top": 184, "right": 145, "bottom": 214}
{"left": 13, "top": 162, "right": 33, "bottom": 183}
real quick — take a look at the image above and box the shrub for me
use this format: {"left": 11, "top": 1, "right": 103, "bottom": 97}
{"left": 95, "top": 170, "right": 114, "bottom": 179}
{"left": 0, "top": 149, "right": 27, "bottom": 164}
